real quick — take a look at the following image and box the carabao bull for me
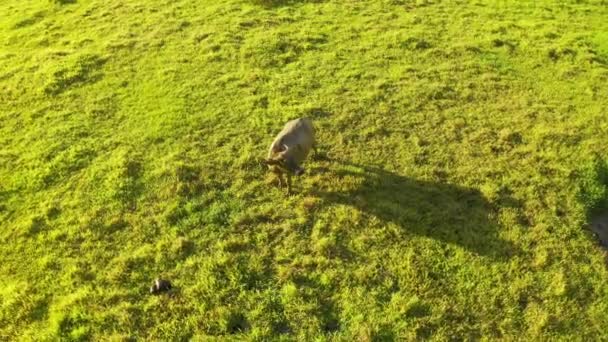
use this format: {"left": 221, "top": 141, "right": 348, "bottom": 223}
{"left": 265, "top": 118, "right": 316, "bottom": 194}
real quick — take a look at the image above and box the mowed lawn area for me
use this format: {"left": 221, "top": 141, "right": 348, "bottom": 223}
{"left": 1, "top": 0, "right": 608, "bottom": 340}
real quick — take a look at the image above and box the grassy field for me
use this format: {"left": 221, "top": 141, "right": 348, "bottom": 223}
{"left": 1, "top": 0, "right": 608, "bottom": 340}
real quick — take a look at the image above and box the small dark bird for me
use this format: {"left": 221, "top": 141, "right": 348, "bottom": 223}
{"left": 150, "top": 278, "right": 172, "bottom": 294}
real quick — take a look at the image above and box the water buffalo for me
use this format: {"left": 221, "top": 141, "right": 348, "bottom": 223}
{"left": 265, "top": 118, "right": 316, "bottom": 194}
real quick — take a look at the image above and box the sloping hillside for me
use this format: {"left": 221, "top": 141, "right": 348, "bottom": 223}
{"left": 1, "top": 0, "right": 607, "bottom": 339}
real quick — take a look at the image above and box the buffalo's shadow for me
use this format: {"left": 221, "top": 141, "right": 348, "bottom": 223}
{"left": 251, "top": 0, "right": 324, "bottom": 8}
{"left": 316, "top": 162, "right": 519, "bottom": 259}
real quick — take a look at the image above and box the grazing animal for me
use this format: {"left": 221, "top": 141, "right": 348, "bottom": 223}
{"left": 265, "top": 118, "right": 316, "bottom": 194}
{"left": 150, "top": 278, "right": 172, "bottom": 294}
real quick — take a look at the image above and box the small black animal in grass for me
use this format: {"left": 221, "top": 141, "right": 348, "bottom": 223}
{"left": 149, "top": 278, "right": 172, "bottom": 295}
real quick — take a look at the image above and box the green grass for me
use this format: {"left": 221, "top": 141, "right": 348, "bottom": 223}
{"left": 1, "top": 0, "right": 608, "bottom": 340}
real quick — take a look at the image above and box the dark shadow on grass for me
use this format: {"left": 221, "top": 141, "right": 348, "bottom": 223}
{"left": 316, "top": 162, "right": 520, "bottom": 260}
{"left": 580, "top": 157, "right": 608, "bottom": 250}
{"left": 0, "top": 189, "right": 15, "bottom": 213}
{"left": 250, "top": 0, "right": 324, "bottom": 8}
{"left": 590, "top": 212, "right": 608, "bottom": 249}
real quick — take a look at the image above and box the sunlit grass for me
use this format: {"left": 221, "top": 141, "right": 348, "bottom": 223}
{"left": 1, "top": 0, "right": 607, "bottom": 340}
